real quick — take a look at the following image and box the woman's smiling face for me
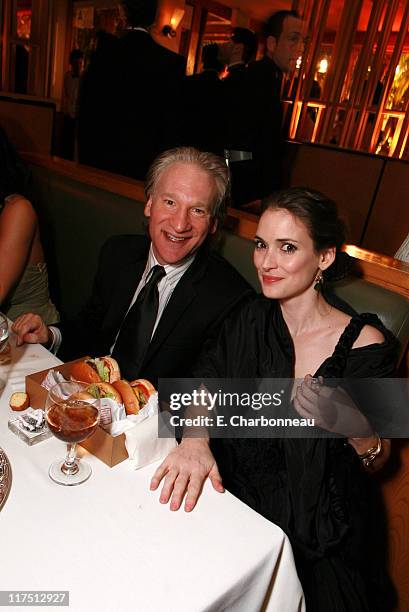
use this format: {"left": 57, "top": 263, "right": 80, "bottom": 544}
{"left": 253, "top": 208, "right": 334, "bottom": 300}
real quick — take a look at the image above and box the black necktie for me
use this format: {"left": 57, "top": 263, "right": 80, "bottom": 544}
{"left": 112, "top": 265, "right": 166, "bottom": 379}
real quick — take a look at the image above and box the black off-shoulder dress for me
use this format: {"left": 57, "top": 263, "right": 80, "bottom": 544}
{"left": 193, "top": 294, "right": 399, "bottom": 612}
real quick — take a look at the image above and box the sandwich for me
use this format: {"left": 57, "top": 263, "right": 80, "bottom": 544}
{"left": 111, "top": 379, "right": 157, "bottom": 415}
{"left": 70, "top": 356, "right": 156, "bottom": 416}
{"left": 86, "top": 381, "right": 122, "bottom": 403}
{"left": 130, "top": 379, "right": 156, "bottom": 409}
{"left": 112, "top": 379, "right": 140, "bottom": 415}
{"left": 71, "top": 357, "right": 120, "bottom": 385}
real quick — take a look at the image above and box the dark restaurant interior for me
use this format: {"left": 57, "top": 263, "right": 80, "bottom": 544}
{"left": 1, "top": 0, "right": 409, "bottom": 609}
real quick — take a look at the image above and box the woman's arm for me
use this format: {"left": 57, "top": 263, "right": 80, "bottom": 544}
{"left": 349, "top": 323, "right": 390, "bottom": 471}
{"left": 0, "top": 195, "right": 37, "bottom": 305}
{"left": 348, "top": 436, "right": 391, "bottom": 472}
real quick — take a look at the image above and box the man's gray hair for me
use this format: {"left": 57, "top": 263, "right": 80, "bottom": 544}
{"left": 145, "top": 147, "right": 230, "bottom": 225}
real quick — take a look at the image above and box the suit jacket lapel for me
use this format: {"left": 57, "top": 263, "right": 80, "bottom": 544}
{"left": 103, "top": 258, "right": 146, "bottom": 338}
{"left": 144, "top": 249, "right": 208, "bottom": 363}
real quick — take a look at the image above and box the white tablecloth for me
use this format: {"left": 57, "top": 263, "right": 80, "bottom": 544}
{"left": 0, "top": 338, "right": 305, "bottom": 612}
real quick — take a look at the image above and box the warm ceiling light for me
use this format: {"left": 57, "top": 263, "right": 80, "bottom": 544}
{"left": 170, "top": 8, "right": 185, "bottom": 28}
{"left": 296, "top": 56, "right": 302, "bottom": 69}
{"left": 318, "top": 58, "right": 328, "bottom": 73}
{"left": 163, "top": 7, "right": 185, "bottom": 37}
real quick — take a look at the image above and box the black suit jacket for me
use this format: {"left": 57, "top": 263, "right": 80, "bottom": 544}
{"left": 246, "top": 57, "right": 284, "bottom": 197}
{"left": 61, "top": 235, "right": 254, "bottom": 384}
{"left": 181, "top": 70, "right": 224, "bottom": 156}
{"left": 79, "top": 31, "right": 186, "bottom": 179}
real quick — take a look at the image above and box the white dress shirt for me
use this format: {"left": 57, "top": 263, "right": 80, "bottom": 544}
{"left": 110, "top": 246, "right": 195, "bottom": 352}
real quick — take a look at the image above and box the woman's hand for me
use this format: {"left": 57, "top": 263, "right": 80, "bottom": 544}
{"left": 294, "top": 375, "right": 390, "bottom": 471}
{"left": 293, "top": 374, "right": 374, "bottom": 438}
{"left": 150, "top": 438, "right": 223, "bottom": 512}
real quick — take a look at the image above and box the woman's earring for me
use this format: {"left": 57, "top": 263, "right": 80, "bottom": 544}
{"left": 314, "top": 271, "right": 323, "bottom": 291}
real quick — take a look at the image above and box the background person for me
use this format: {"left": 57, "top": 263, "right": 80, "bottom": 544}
{"left": 60, "top": 48, "right": 84, "bottom": 161}
{"left": 219, "top": 27, "right": 259, "bottom": 208}
{"left": 78, "top": 0, "right": 186, "bottom": 179}
{"left": 77, "top": 31, "right": 118, "bottom": 170}
{"left": 0, "top": 127, "right": 59, "bottom": 325}
{"left": 244, "top": 10, "right": 305, "bottom": 200}
{"left": 181, "top": 44, "right": 224, "bottom": 155}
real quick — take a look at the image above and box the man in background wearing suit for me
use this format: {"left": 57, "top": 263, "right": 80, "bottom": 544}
{"left": 78, "top": 0, "right": 186, "bottom": 180}
{"left": 12, "top": 147, "right": 253, "bottom": 384}
{"left": 219, "top": 27, "right": 258, "bottom": 207}
{"left": 245, "top": 11, "right": 305, "bottom": 200}
{"left": 181, "top": 44, "right": 224, "bottom": 156}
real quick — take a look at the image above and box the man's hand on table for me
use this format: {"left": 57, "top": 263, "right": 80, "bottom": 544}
{"left": 150, "top": 438, "right": 224, "bottom": 512}
{"left": 12, "top": 313, "right": 51, "bottom": 347}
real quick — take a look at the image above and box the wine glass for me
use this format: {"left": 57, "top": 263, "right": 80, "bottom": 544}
{"left": 45, "top": 381, "right": 100, "bottom": 486}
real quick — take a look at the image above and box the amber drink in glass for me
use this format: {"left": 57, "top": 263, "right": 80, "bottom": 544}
{"left": 45, "top": 381, "right": 100, "bottom": 485}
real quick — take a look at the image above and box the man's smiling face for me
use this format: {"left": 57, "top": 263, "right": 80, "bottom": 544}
{"left": 144, "top": 162, "right": 218, "bottom": 265}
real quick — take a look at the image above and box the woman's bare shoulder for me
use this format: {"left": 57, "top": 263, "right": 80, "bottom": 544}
{"left": 0, "top": 195, "right": 38, "bottom": 243}
{"left": 331, "top": 308, "right": 385, "bottom": 348}
{"left": 353, "top": 323, "right": 385, "bottom": 348}
{"left": 4, "top": 194, "right": 34, "bottom": 210}
{"left": 2, "top": 195, "right": 36, "bottom": 223}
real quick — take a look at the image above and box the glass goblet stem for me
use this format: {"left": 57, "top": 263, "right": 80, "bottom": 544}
{"left": 62, "top": 443, "right": 79, "bottom": 476}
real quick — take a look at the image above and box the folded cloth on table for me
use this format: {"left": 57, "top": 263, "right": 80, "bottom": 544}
{"left": 124, "top": 395, "right": 176, "bottom": 469}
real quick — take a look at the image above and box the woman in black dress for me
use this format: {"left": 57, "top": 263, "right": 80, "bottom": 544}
{"left": 191, "top": 188, "right": 398, "bottom": 610}
{"left": 152, "top": 187, "right": 397, "bottom": 609}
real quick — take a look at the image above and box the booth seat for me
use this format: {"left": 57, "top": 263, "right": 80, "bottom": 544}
{"left": 30, "top": 163, "right": 147, "bottom": 318}
{"left": 30, "top": 163, "right": 407, "bottom": 336}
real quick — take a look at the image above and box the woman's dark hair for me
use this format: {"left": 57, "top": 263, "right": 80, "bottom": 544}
{"left": 0, "top": 127, "right": 31, "bottom": 202}
{"left": 261, "top": 187, "right": 351, "bottom": 281}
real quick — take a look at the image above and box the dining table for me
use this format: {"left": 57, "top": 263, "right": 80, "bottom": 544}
{"left": 0, "top": 333, "right": 305, "bottom": 612}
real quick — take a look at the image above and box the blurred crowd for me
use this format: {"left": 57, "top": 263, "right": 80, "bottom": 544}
{"left": 62, "top": 2, "right": 305, "bottom": 209}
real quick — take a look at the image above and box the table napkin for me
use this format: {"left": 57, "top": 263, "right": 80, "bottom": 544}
{"left": 124, "top": 394, "right": 176, "bottom": 469}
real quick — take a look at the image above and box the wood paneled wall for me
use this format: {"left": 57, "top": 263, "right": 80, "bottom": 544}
{"left": 285, "top": 142, "right": 409, "bottom": 256}
{"left": 363, "top": 159, "right": 409, "bottom": 256}
{"left": 0, "top": 95, "right": 55, "bottom": 155}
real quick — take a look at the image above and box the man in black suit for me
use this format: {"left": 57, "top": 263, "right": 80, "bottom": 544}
{"left": 219, "top": 27, "right": 258, "bottom": 207}
{"left": 181, "top": 44, "right": 224, "bottom": 156}
{"left": 243, "top": 11, "right": 305, "bottom": 200}
{"left": 12, "top": 147, "right": 253, "bottom": 386}
{"left": 78, "top": 0, "right": 186, "bottom": 180}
